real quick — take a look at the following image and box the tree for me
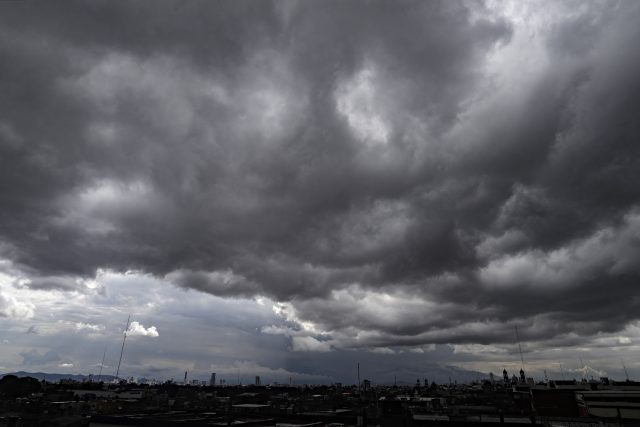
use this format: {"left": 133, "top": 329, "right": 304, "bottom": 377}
{"left": 0, "top": 375, "right": 42, "bottom": 398}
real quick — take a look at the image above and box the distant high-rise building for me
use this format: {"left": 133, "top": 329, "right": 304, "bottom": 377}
{"left": 184, "top": 371, "right": 188, "bottom": 384}
{"left": 503, "top": 369, "right": 509, "bottom": 383}
{"left": 255, "top": 375, "right": 261, "bottom": 386}
{"left": 210, "top": 372, "right": 216, "bottom": 386}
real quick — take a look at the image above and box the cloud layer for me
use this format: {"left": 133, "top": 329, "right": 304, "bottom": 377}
{"left": 1, "top": 0, "right": 640, "bottom": 380}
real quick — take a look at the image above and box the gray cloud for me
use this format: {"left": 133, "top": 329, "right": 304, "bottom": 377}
{"left": 0, "top": 0, "right": 639, "bottom": 364}
{"left": 20, "top": 349, "right": 61, "bottom": 366}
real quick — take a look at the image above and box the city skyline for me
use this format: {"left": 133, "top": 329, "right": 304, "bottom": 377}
{"left": 1, "top": 1, "right": 640, "bottom": 384}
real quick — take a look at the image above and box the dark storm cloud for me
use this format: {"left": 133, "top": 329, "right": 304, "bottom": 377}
{"left": 1, "top": 0, "right": 639, "bottom": 351}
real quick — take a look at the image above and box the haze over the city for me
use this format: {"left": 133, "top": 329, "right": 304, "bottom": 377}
{"left": 1, "top": 0, "right": 639, "bottom": 384}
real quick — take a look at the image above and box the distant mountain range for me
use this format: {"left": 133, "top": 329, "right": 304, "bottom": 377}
{"left": 2, "top": 365, "right": 489, "bottom": 385}
{"left": 424, "top": 364, "right": 490, "bottom": 384}
{"left": 1, "top": 371, "right": 116, "bottom": 382}
{"left": 373, "top": 364, "right": 489, "bottom": 385}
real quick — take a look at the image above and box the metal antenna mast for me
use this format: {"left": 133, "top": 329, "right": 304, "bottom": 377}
{"left": 98, "top": 346, "right": 107, "bottom": 378}
{"left": 115, "top": 315, "right": 130, "bottom": 380}
{"left": 515, "top": 326, "right": 525, "bottom": 370}
{"left": 622, "top": 358, "right": 630, "bottom": 381}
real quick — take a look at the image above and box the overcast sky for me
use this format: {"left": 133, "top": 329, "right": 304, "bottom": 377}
{"left": 1, "top": 0, "right": 640, "bottom": 384}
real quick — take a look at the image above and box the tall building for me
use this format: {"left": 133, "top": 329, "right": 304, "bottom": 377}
{"left": 210, "top": 372, "right": 216, "bottom": 386}
{"left": 255, "top": 375, "right": 261, "bottom": 386}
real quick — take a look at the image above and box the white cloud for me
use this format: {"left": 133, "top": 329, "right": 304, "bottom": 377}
{"left": 75, "top": 322, "right": 105, "bottom": 332}
{"left": 127, "top": 321, "right": 159, "bottom": 337}
{"left": 0, "top": 292, "right": 35, "bottom": 319}
{"left": 619, "top": 336, "right": 632, "bottom": 345}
